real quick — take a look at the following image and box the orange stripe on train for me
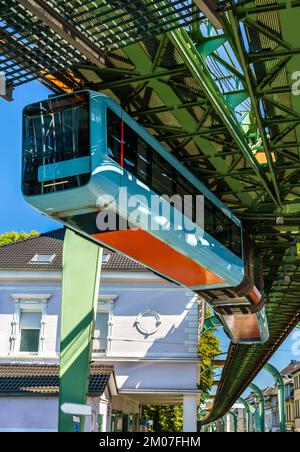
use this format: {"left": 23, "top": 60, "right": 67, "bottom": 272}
{"left": 93, "top": 228, "right": 225, "bottom": 287}
{"left": 248, "top": 287, "right": 262, "bottom": 305}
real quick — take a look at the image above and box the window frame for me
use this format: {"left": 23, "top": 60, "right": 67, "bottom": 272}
{"left": 92, "top": 296, "right": 117, "bottom": 357}
{"left": 10, "top": 294, "right": 51, "bottom": 356}
{"left": 29, "top": 253, "right": 56, "bottom": 264}
{"left": 19, "top": 327, "right": 41, "bottom": 353}
{"left": 17, "top": 310, "right": 42, "bottom": 355}
{"left": 22, "top": 92, "right": 91, "bottom": 196}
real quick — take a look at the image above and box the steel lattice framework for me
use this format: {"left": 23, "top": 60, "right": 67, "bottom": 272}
{"left": 1, "top": 0, "right": 300, "bottom": 424}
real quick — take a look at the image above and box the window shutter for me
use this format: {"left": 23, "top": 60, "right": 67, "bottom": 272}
{"left": 94, "top": 312, "right": 109, "bottom": 351}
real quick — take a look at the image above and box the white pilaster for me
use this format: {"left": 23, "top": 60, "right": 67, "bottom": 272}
{"left": 183, "top": 394, "right": 198, "bottom": 432}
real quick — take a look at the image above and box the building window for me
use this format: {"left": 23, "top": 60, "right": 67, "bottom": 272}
{"left": 296, "top": 374, "right": 300, "bottom": 390}
{"left": 10, "top": 294, "right": 51, "bottom": 356}
{"left": 92, "top": 296, "right": 117, "bottom": 355}
{"left": 19, "top": 311, "right": 42, "bottom": 352}
{"left": 29, "top": 254, "right": 56, "bottom": 264}
{"left": 102, "top": 253, "right": 110, "bottom": 264}
{"left": 94, "top": 312, "right": 109, "bottom": 353}
{"left": 296, "top": 400, "right": 300, "bottom": 418}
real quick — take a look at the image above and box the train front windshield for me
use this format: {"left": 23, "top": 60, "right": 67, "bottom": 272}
{"left": 22, "top": 92, "right": 90, "bottom": 196}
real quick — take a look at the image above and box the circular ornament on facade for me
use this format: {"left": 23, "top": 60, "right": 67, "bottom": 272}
{"left": 135, "top": 309, "right": 162, "bottom": 336}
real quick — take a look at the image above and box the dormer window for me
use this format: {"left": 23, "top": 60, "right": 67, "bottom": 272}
{"left": 29, "top": 254, "right": 56, "bottom": 264}
{"left": 102, "top": 253, "right": 110, "bottom": 264}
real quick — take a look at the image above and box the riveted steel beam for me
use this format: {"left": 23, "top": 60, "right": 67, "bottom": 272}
{"left": 130, "top": 100, "right": 207, "bottom": 117}
{"left": 249, "top": 48, "right": 300, "bottom": 63}
{"left": 236, "top": 0, "right": 300, "bottom": 18}
{"left": 121, "top": 36, "right": 253, "bottom": 206}
{"left": 167, "top": 28, "right": 280, "bottom": 206}
{"left": 222, "top": 12, "right": 281, "bottom": 206}
{"left": 91, "top": 66, "right": 189, "bottom": 90}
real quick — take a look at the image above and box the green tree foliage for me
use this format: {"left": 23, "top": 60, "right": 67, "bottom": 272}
{"left": 142, "top": 404, "right": 183, "bottom": 432}
{"left": 198, "top": 328, "right": 221, "bottom": 403}
{"left": 0, "top": 231, "right": 39, "bottom": 246}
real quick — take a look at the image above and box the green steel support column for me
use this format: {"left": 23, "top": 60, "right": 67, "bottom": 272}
{"left": 264, "top": 363, "right": 286, "bottom": 432}
{"left": 201, "top": 315, "right": 222, "bottom": 335}
{"left": 196, "top": 35, "right": 228, "bottom": 59}
{"left": 221, "top": 416, "right": 226, "bottom": 432}
{"left": 229, "top": 411, "right": 238, "bottom": 432}
{"left": 249, "top": 383, "right": 265, "bottom": 432}
{"left": 238, "top": 397, "right": 251, "bottom": 432}
{"left": 58, "top": 229, "right": 102, "bottom": 432}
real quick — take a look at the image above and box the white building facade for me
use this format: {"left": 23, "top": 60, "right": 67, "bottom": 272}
{"left": 0, "top": 229, "right": 203, "bottom": 432}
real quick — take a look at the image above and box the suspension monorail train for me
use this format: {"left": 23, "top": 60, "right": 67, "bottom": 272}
{"left": 22, "top": 90, "right": 269, "bottom": 344}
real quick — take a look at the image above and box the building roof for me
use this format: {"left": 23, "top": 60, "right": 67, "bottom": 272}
{"left": 263, "top": 386, "right": 277, "bottom": 398}
{"left": 0, "top": 364, "right": 115, "bottom": 396}
{"left": 246, "top": 391, "right": 257, "bottom": 403}
{"left": 0, "top": 228, "right": 145, "bottom": 271}
{"left": 281, "top": 360, "right": 300, "bottom": 377}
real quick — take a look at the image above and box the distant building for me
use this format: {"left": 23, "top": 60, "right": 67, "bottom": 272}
{"left": 229, "top": 403, "right": 246, "bottom": 432}
{"left": 246, "top": 391, "right": 260, "bottom": 432}
{"left": 284, "top": 378, "right": 295, "bottom": 432}
{"left": 245, "top": 386, "right": 280, "bottom": 432}
{"left": 0, "top": 230, "right": 203, "bottom": 432}
{"left": 226, "top": 360, "right": 300, "bottom": 433}
{"left": 281, "top": 360, "right": 300, "bottom": 432}
{"left": 292, "top": 363, "right": 300, "bottom": 432}
{"left": 263, "top": 386, "right": 280, "bottom": 432}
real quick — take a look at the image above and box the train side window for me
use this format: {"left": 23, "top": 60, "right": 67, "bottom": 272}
{"left": 206, "top": 204, "right": 242, "bottom": 258}
{"left": 214, "top": 209, "right": 231, "bottom": 248}
{"left": 231, "top": 223, "right": 243, "bottom": 257}
{"left": 204, "top": 200, "right": 216, "bottom": 236}
{"left": 151, "top": 153, "right": 174, "bottom": 197}
{"left": 136, "top": 137, "right": 151, "bottom": 184}
{"left": 176, "top": 175, "right": 195, "bottom": 222}
{"left": 76, "top": 106, "right": 89, "bottom": 155}
{"left": 123, "top": 122, "right": 138, "bottom": 175}
{"left": 107, "top": 109, "right": 121, "bottom": 163}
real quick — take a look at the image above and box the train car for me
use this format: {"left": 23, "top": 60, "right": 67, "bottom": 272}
{"left": 22, "top": 90, "right": 269, "bottom": 344}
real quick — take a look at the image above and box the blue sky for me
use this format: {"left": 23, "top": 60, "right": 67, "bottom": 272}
{"left": 0, "top": 81, "right": 59, "bottom": 234}
{"left": 0, "top": 80, "right": 299, "bottom": 392}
